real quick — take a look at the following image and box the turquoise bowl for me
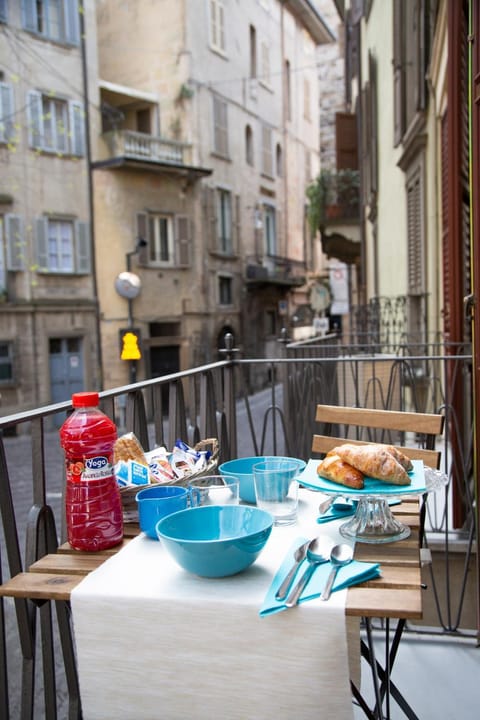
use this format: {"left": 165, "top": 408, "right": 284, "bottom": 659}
{"left": 155, "top": 505, "right": 274, "bottom": 577}
{"left": 218, "top": 456, "right": 306, "bottom": 504}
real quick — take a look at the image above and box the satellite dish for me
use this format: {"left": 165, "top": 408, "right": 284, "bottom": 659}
{"left": 114, "top": 271, "right": 142, "bottom": 299}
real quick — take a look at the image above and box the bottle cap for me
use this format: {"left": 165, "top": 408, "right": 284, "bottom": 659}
{"left": 72, "top": 391, "right": 99, "bottom": 408}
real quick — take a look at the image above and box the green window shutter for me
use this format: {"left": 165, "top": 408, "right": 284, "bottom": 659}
{"left": 36, "top": 217, "right": 48, "bottom": 270}
{"left": 69, "top": 101, "right": 85, "bottom": 156}
{"left": 75, "top": 221, "right": 90, "bottom": 273}
{"left": 27, "top": 90, "right": 43, "bottom": 148}
{"left": 5, "top": 214, "right": 25, "bottom": 270}
{"left": 175, "top": 216, "right": 191, "bottom": 267}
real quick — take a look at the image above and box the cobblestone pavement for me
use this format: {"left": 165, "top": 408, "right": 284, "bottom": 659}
{"left": 1, "top": 388, "right": 285, "bottom": 718}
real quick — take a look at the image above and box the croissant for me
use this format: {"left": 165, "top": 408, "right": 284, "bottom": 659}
{"left": 332, "top": 443, "right": 411, "bottom": 485}
{"left": 317, "top": 454, "right": 364, "bottom": 489}
{"left": 383, "top": 445, "right": 413, "bottom": 471}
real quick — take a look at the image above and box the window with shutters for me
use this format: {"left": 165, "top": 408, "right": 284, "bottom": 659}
{"left": 218, "top": 274, "right": 233, "bottom": 307}
{"left": 208, "top": 0, "right": 226, "bottom": 54}
{"left": 22, "top": 0, "right": 80, "bottom": 45}
{"left": 0, "top": 341, "right": 14, "bottom": 384}
{"left": 148, "top": 214, "right": 174, "bottom": 265}
{"left": 28, "top": 91, "right": 85, "bottom": 156}
{"left": 263, "top": 204, "right": 276, "bottom": 256}
{"left": 0, "top": 82, "right": 15, "bottom": 144}
{"left": 212, "top": 95, "right": 228, "bottom": 157}
{"left": 0, "top": 0, "right": 7, "bottom": 23}
{"left": 36, "top": 217, "right": 90, "bottom": 274}
{"left": 393, "top": 0, "right": 429, "bottom": 146}
{"left": 136, "top": 212, "right": 191, "bottom": 268}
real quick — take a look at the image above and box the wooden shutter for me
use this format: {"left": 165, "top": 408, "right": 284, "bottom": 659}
{"left": 36, "top": 217, "right": 48, "bottom": 270}
{"left": 64, "top": 0, "right": 80, "bottom": 44}
{"left": 213, "top": 96, "right": 228, "bottom": 156}
{"left": 233, "top": 194, "right": 241, "bottom": 254}
{"left": 440, "top": 112, "right": 450, "bottom": 336}
{"left": 406, "top": 168, "right": 424, "bottom": 296}
{"left": 5, "top": 214, "right": 24, "bottom": 270}
{"left": 75, "top": 220, "right": 90, "bottom": 273}
{"left": 335, "top": 113, "right": 358, "bottom": 171}
{"left": 27, "top": 90, "right": 43, "bottom": 148}
{"left": 203, "top": 187, "right": 216, "bottom": 251}
{"left": 21, "top": 0, "right": 37, "bottom": 32}
{"left": 69, "top": 101, "right": 85, "bottom": 156}
{"left": 369, "top": 52, "right": 378, "bottom": 195}
{"left": 175, "top": 216, "right": 191, "bottom": 267}
{"left": 393, "top": 0, "right": 404, "bottom": 146}
{"left": 0, "top": 0, "right": 7, "bottom": 22}
{"left": 136, "top": 213, "right": 149, "bottom": 264}
{"left": 0, "top": 83, "right": 14, "bottom": 143}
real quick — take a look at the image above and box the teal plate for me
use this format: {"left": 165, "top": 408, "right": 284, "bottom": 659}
{"left": 299, "top": 458, "right": 426, "bottom": 497}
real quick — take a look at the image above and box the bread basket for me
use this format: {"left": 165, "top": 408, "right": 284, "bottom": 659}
{"left": 119, "top": 438, "right": 219, "bottom": 522}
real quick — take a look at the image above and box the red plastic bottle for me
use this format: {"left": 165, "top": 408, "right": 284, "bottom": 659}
{"left": 60, "top": 391, "right": 123, "bottom": 551}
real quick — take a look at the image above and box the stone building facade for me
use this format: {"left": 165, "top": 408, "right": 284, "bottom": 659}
{"left": 0, "top": 0, "right": 101, "bottom": 420}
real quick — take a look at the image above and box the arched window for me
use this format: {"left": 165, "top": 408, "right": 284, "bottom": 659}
{"left": 276, "top": 143, "right": 283, "bottom": 177}
{"left": 245, "top": 124, "right": 254, "bottom": 166}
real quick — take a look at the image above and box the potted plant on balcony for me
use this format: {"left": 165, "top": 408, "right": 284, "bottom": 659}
{"left": 306, "top": 168, "right": 335, "bottom": 233}
{"left": 307, "top": 168, "right": 360, "bottom": 232}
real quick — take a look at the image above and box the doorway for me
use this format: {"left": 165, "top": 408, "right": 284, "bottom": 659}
{"left": 49, "top": 337, "right": 84, "bottom": 427}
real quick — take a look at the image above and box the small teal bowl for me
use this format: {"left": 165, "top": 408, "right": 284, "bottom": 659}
{"left": 218, "top": 456, "right": 306, "bottom": 504}
{"left": 155, "top": 505, "right": 274, "bottom": 577}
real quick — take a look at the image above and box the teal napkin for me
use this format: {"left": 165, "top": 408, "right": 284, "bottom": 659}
{"left": 317, "top": 500, "right": 357, "bottom": 524}
{"left": 259, "top": 537, "right": 381, "bottom": 616}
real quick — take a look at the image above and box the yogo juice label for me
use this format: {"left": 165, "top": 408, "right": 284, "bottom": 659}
{"left": 66, "top": 453, "right": 114, "bottom": 483}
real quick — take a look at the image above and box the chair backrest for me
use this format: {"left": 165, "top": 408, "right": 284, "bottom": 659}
{"left": 312, "top": 404, "right": 444, "bottom": 469}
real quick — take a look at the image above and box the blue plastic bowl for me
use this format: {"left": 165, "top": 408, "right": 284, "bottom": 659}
{"left": 218, "top": 456, "right": 306, "bottom": 504}
{"left": 155, "top": 505, "right": 274, "bottom": 577}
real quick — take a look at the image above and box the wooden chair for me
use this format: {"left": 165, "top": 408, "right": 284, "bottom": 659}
{"left": 312, "top": 405, "right": 445, "bottom": 716}
{"left": 312, "top": 404, "right": 444, "bottom": 469}
{"left": 312, "top": 404, "right": 445, "bottom": 545}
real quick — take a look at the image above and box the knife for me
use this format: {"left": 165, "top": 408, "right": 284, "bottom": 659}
{"left": 275, "top": 540, "right": 310, "bottom": 601}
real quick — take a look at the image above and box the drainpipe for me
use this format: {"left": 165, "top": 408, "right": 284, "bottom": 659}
{"left": 79, "top": 1, "right": 104, "bottom": 389}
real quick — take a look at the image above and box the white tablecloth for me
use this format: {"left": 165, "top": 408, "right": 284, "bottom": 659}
{"left": 71, "top": 489, "right": 359, "bottom": 720}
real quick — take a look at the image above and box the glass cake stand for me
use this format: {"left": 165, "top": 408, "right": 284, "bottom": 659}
{"left": 301, "top": 461, "right": 448, "bottom": 544}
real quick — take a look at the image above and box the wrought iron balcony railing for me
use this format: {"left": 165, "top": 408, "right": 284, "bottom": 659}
{"left": 0, "top": 337, "right": 477, "bottom": 718}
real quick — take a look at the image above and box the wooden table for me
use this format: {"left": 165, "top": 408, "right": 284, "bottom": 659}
{"left": 0, "top": 498, "right": 423, "bottom": 719}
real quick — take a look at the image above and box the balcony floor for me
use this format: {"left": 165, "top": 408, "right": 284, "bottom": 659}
{"left": 353, "top": 631, "right": 480, "bottom": 719}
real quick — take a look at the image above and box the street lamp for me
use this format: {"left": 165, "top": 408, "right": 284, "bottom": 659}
{"left": 125, "top": 237, "right": 147, "bottom": 329}
{"left": 115, "top": 237, "right": 147, "bottom": 384}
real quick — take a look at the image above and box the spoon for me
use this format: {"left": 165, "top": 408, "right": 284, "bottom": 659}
{"left": 285, "top": 537, "right": 332, "bottom": 608}
{"left": 320, "top": 543, "right": 354, "bottom": 601}
{"left": 275, "top": 539, "right": 310, "bottom": 601}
